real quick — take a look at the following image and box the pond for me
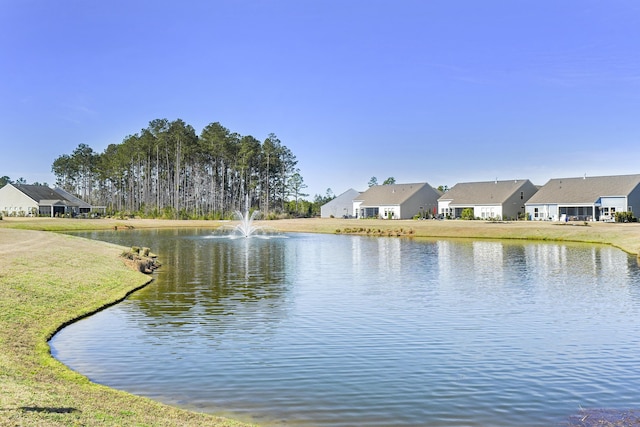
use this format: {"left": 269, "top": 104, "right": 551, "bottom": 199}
{"left": 50, "top": 229, "right": 640, "bottom": 426}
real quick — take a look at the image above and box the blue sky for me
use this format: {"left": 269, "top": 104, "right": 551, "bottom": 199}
{"left": 2, "top": 1, "right": 640, "bottom": 198}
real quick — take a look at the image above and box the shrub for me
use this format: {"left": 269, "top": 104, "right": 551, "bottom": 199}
{"left": 121, "top": 246, "right": 160, "bottom": 274}
{"left": 121, "top": 250, "right": 135, "bottom": 260}
{"left": 136, "top": 259, "right": 153, "bottom": 273}
{"left": 461, "top": 208, "right": 475, "bottom": 220}
{"left": 615, "top": 211, "right": 635, "bottom": 223}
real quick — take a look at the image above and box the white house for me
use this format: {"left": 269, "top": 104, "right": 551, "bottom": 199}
{"left": 353, "top": 182, "right": 441, "bottom": 220}
{"left": 0, "top": 183, "right": 81, "bottom": 217}
{"left": 438, "top": 179, "right": 539, "bottom": 220}
{"left": 320, "top": 188, "right": 361, "bottom": 218}
{"left": 525, "top": 174, "right": 640, "bottom": 221}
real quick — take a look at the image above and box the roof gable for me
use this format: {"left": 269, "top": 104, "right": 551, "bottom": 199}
{"left": 527, "top": 174, "right": 640, "bottom": 204}
{"left": 355, "top": 183, "right": 436, "bottom": 205}
{"left": 14, "top": 184, "right": 64, "bottom": 202}
{"left": 439, "top": 179, "right": 533, "bottom": 205}
{"left": 13, "top": 184, "right": 79, "bottom": 206}
{"left": 322, "top": 188, "right": 361, "bottom": 208}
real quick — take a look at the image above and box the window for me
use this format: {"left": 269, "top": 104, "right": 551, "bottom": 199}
{"left": 520, "top": 191, "right": 524, "bottom": 200}
{"left": 534, "top": 208, "right": 539, "bottom": 218}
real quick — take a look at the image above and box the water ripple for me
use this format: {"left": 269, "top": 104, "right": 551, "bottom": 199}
{"left": 51, "top": 231, "right": 640, "bottom": 427}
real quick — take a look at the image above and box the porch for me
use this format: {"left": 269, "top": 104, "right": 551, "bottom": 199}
{"left": 559, "top": 206, "right": 597, "bottom": 222}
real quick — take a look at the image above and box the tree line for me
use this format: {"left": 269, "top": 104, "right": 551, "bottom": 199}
{"left": 50, "top": 118, "right": 331, "bottom": 219}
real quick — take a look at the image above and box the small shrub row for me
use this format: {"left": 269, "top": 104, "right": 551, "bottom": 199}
{"left": 335, "top": 227, "right": 415, "bottom": 237}
{"left": 121, "top": 246, "right": 160, "bottom": 274}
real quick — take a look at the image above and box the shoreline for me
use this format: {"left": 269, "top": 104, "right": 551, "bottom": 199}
{"left": 0, "top": 225, "right": 256, "bottom": 426}
{"left": 2, "top": 217, "right": 640, "bottom": 426}
{"left": 2, "top": 216, "right": 640, "bottom": 255}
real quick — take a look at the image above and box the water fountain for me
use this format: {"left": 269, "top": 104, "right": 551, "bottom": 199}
{"left": 210, "top": 195, "right": 282, "bottom": 239}
{"left": 232, "top": 195, "right": 262, "bottom": 238}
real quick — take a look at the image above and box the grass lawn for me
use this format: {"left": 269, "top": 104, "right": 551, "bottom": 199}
{"left": 1, "top": 216, "right": 640, "bottom": 426}
{"left": 0, "top": 224, "right": 255, "bottom": 427}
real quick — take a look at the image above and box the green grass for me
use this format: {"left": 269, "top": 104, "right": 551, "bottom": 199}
{"left": 0, "top": 227, "right": 255, "bottom": 427}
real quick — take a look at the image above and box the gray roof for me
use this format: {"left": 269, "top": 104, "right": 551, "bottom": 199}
{"left": 355, "top": 183, "right": 437, "bottom": 206}
{"left": 322, "top": 188, "right": 361, "bottom": 208}
{"left": 54, "top": 187, "right": 91, "bottom": 208}
{"left": 439, "top": 179, "right": 534, "bottom": 205}
{"left": 526, "top": 174, "right": 640, "bottom": 204}
{"left": 13, "top": 184, "right": 74, "bottom": 203}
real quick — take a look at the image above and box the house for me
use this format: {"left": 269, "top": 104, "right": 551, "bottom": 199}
{"left": 320, "top": 188, "right": 361, "bottom": 218}
{"left": 53, "top": 187, "right": 92, "bottom": 214}
{"left": 525, "top": 174, "right": 640, "bottom": 222}
{"left": 52, "top": 187, "right": 105, "bottom": 215}
{"left": 438, "top": 179, "right": 538, "bottom": 220}
{"left": 353, "top": 182, "right": 441, "bottom": 220}
{"left": 0, "top": 183, "right": 83, "bottom": 217}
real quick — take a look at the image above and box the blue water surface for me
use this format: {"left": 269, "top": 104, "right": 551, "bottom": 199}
{"left": 50, "top": 230, "right": 640, "bottom": 426}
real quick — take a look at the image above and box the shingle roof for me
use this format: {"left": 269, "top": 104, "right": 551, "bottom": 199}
{"left": 439, "top": 179, "right": 533, "bottom": 205}
{"left": 322, "top": 188, "right": 361, "bottom": 208}
{"left": 14, "top": 184, "right": 71, "bottom": 203}
{"left": 526, "top": 174, "right": 640, "bottom": 204}
{"left": 54, "top": 187, "right": 91, "bottom": 208}
{"left": 355, "top": 183, "right": 435, "bottom": 206}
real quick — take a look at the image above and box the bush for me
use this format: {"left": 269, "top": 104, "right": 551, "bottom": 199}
{"left": 615, "top": 211, "right": 635, "bottom": 223}
{"left": 461, "top": 208, "right": 475, "bottom": 220}
{"left": 135, "top": 258, "right": 154, "bottom": 273}
{"left": 121, "top": 246, "right": 160, "bottom": 274}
